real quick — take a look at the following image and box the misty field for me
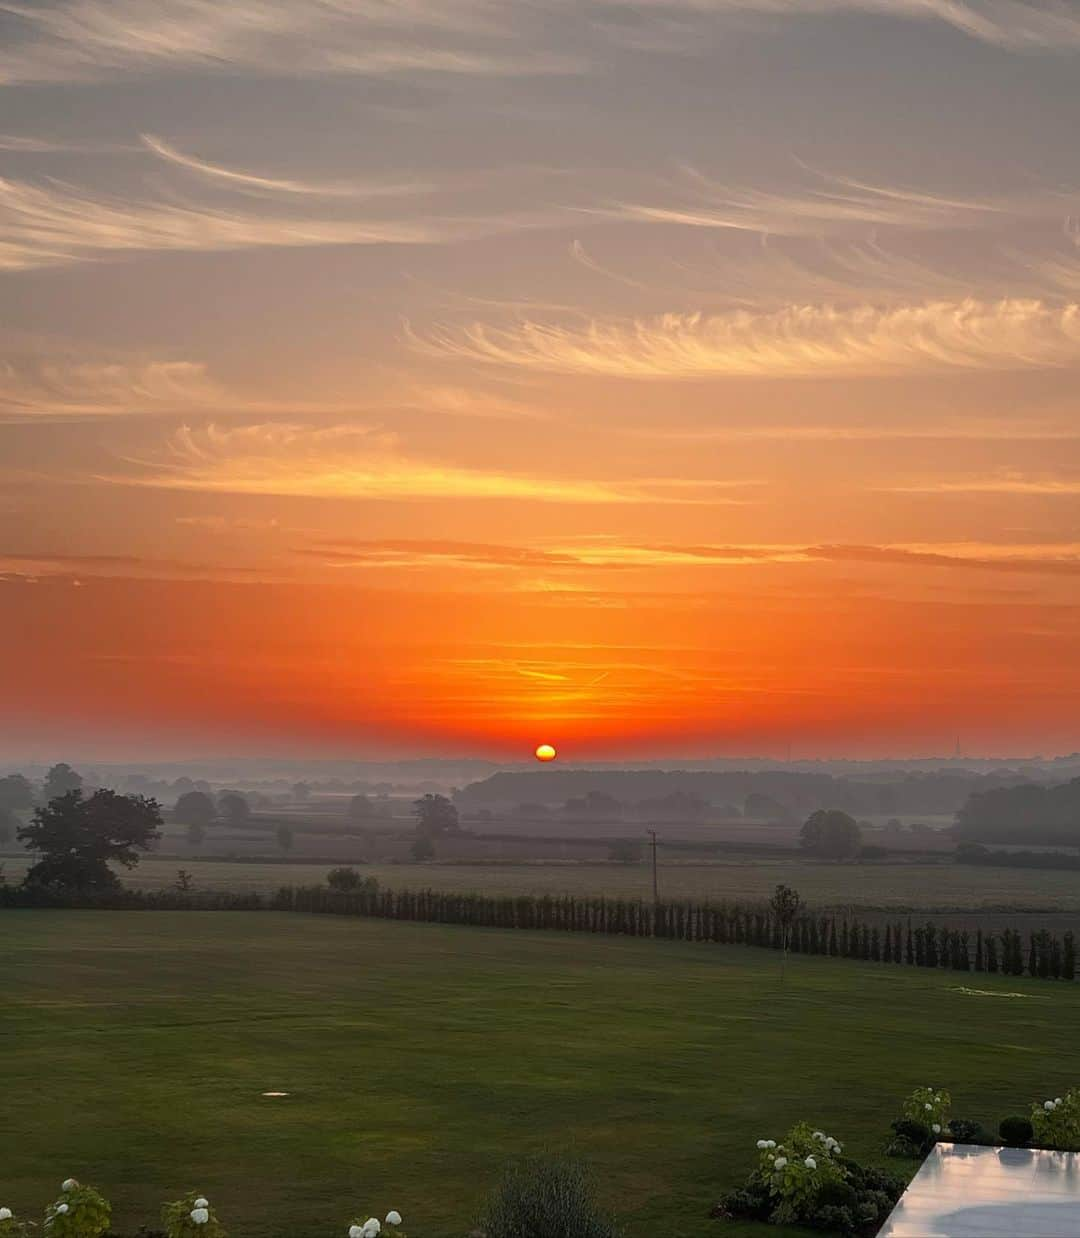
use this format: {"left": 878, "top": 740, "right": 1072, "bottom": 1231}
{"left": 4, "top": 913, "right": 1080, "bottom": 1238}
{"left": 4, "top": 852, "right": 1079, "bottom": 912}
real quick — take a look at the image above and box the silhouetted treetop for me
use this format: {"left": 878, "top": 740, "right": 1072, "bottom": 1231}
{"left": 18, "top": 789, "right": 162, "bottom": 890}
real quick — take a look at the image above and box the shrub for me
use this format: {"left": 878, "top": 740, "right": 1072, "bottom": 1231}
{"left": 346, "top": 1209, "right": 405, "bottom": 1237}
{"left": 712, "top": 1173, "right": 772, "bottom": 1222}
{"left": 161, "top": 1193, "right": 226, "bottom": 1237}
{"left": 722, "top": 1126, "right": 901, "bottom": 1235}
{"left": 327, "top": 867, "right": 363, "bottom": 891}
{"left": 478, "top": 1157, "right": 620, "bottom": 1238}
{"left": 44, "top": 1180, "right": 110, "bottom": 1238}
{"left": 758, "top": 1123, "right": 847, "bottom": 1226}
{"left": 901, "top": 1087, "right": 950, "bottom": 1140}
{"left": 999, "top": 1115, "right": 1034, "bottom": 1146}
{"left": 885, "top": 1118, "right": 931, "bottom": 1159}
{"left": 946, "top": 1118, "right": 985, "bottom": 1144}
{"left": 0, "top": 1206, "right": 33, "bottom": 1237}
{"left": 1031, "top": 1090, "right": 1080, "bottom": 1151}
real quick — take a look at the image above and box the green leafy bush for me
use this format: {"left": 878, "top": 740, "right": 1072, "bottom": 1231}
{"left": 0, "top": 1205, "right": 34, "bottom": 1237}
{"left": 1031, "top": 1090, "right": 1080, "bottom": 1151}
{"left": 946, "top": 1118, "right": 986, "bottom": 1144}
{"left": 478, "top": 1157, "right": 620, "bottom": 1238}
{"left": 718, "top": 1123, "right": 902, "bottom": 1234}
{"left": 902, "top": 1087, "right": 951, "bottom": 1138}
{"left": 43, "top": 1181, "right": 110, "bottom": 1238}
{"left": 161, "top": 1193, "right": 226, "bottom": 1238}
{"left": 885, "top": 1117, "right": 931, "bottom": 1159}
{"left": 999, "top": 1115, "right": 1034, "bottom": 1146}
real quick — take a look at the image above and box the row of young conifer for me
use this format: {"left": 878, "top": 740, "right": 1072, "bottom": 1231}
{"left": 274, "top": 884, "right": 1078, "bottom": 981}
{"left": 3, "top": 881, "right": 1075, "bottom": 980}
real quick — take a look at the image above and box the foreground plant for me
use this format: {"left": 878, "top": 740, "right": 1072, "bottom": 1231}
{"left": 886, "top": 1087, "right": 953, "bottom": 1158}
{"left": 1031, "top": 1090, "right": 1080, "bottom": 1151}
{"left": 346, "top": 1209, "right": 403, "bottom": 1238}
{"left": 162, "top": 1192, "right": 227, "bottom": 1237}
{"left": 43, "top": 1180, "right": 109, "bottom": 1238}
{"left": 716, "top": 1123, "right": 902, "bottom": 1235}
{"left": 478, "top": 1158, "right": 620, "bottom": 1238}
{"left": 0, "top": 1205, "right": 34, "bottom": 1236}
{"left": 903, "top": 1087, "right": 951, "bottom": 1136}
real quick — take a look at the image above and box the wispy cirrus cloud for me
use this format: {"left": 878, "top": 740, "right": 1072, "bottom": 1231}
{"left": 0, "top": 348, "right": 548, "bottom": 422}
{"left": 0, "top": 550, "right": 259, "bottom": 581}
{"left": 0, "top": 172, "right": 557, "bottom": 272}
{"left": 292, "top": 535, "right": 1080, "bottom": 577}
{"left": 0, "top": 0, "right": 1077, "bottom": 93}
{"left": 111, "top": 421, "right": 755, "bottom": 504}
{"left": 298, "top": 538, "right": 591, "bottom": 570}
{"left": 0, "top": 356, "right": 225, "bottom": 418}
{"left": 600, "top": 0, "right": 1080, "bottom": 53}
{"left": 415, "top": 298, "right": 1080, "bottom": 378}
{"left": 138, "top": 134, "right": 437, "bottom": 200}
{"left": 883, "top": 474, "right": 1080, "bottom": 496}
{"left": 602, "top": 169, "right": 1032, "bottom": 237}
{"left": 0, "top": 1, "right": 582, "bottom": 86}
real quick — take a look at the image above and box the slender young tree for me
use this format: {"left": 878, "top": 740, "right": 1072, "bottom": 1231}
{"left": 770, "top": 884, "right": 801, "bottom": 980}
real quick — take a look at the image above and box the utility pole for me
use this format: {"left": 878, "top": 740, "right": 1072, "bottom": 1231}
{"left": 647, "top": 829, "right": 659, "bottom": 902}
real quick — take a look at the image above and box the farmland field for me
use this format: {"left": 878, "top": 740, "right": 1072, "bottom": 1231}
{"left": 3, "top": 911, "right": 1079, "bottom": 1237}
{"left": 3, "top": 852, "right": 1079, "bottom": 911}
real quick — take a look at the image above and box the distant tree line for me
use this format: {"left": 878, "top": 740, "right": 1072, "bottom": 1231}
{"left": 459, "top": 767, "right": 1046, "bottom": 818}
{"left": 955, "top": 777, "right": 1080, "bottom": 846}
{"left": 956, "top": 843, "right": 1080, "bottom": 870}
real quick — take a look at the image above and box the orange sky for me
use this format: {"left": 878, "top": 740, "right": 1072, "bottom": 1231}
{"left": 2, "top": 1, "right": 1080, "bottom": 759}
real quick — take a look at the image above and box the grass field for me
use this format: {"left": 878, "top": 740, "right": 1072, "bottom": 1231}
{"left": 4, "top": 852, "right": 1078, "bottom": 912}
{"left": 3, "top": 912, "right": 1079, "bottom": 1237}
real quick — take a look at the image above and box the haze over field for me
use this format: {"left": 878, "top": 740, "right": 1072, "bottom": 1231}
{"left": 3, "top": 1, "right": 1080, "bottom": 760}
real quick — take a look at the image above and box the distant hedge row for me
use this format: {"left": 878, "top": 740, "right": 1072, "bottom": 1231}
{"left": 4, "top": 881, "right": 1074, "bottom": 982}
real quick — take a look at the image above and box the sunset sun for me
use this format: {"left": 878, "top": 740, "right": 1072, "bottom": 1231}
{"left": 534, "top": 743, "right": 557, "bottom": 762}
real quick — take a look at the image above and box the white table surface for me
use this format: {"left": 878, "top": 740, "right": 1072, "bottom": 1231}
{"left": 877, "top": 1142, "right": 1080, "bottom": 1237}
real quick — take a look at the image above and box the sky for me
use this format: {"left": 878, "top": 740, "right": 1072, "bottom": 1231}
{"left": 2, "top": 0, "right": 1080, "bottom": 761}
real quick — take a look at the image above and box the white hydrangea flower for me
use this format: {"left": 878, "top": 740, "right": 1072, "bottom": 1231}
{"left": 804, "top": 1156, "right": 817, "bottom": 1169}
{"left": 1046, "top": 1101, "right": 1056, "bottom": 1111}
{"left": 924, "top": 1103, "right": 932, "bottom": 1111}
{"left": 61, "top": 1180, "right": 77, "bottom": 1193}
{"left": 774, "top": 1157, "right": 788, "bottom": 1169}
{"left": 349, "top": 1227, "right": 364, "bottom": 1238}
{"left": 0, "top": 1207, "right": 12, "bottom": 1220}
{"left": 190, "top": 1207, "right": 209, "bottom": 1225}
{"left": 385, "top": 1212, "right": 402, "bottom": 1227}
{"left": 362, "top": 1220, "right": 381, "bottom": 1238}
{"left": 756, "top": 1140, "right": 768, "bottom": 1149}
{"left": 56, "top": 1204, "right": 70, "bottom": 1215}
{"left": 1056, "top": 1098, "right": 1063, "bottom": 1106}
{"left": 766, "top": 1140, "right": 777, "bottom": 1149}
{"left": 194, "top": 1197, "right": 208, "bottom": 1209}
{"left": 932, "top": 1124, "right": 941, "bottom": 1134}
{"left": 812, "top": 1130, "right": 825, "bottom": 1140}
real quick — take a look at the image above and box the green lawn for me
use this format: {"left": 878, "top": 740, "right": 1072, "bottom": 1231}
{"left": 2, "top": 912, "right": 1078, "bottom": 1238}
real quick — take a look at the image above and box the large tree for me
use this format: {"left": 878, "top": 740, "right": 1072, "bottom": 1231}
{"left": 18, "top": 789, "right": 162, "bottom": 890}
{"left": 43, "top": 762, "right": 82, "bottom": 804}
{"left": 413, "top": 793, "right": 459, "bottom": 835}
{"left": 217, "top": 791, "right": 251, "bottom": 823}
{"left": 0, "top": 773, "right": 34, "bottom": 813}
{"left": 174, "top": 790, "right": 216, "bottom": 826}
{"left": 799, "top": 809, "right": 862, "bottom": 860}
